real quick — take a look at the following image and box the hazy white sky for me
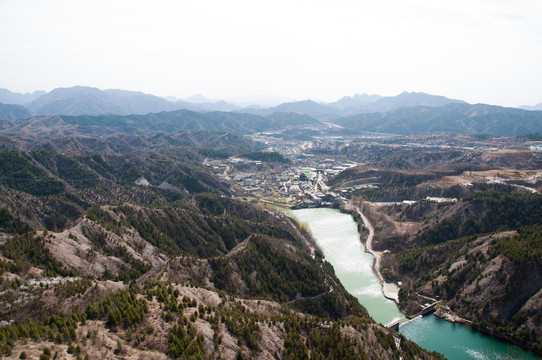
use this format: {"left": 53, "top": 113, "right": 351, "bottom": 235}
{"left": 1, "top": 0, "right": 542, "bottom": 106}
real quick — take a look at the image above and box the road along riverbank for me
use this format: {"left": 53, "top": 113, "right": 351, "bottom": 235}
{"left": 292, "top": 206, "right": 538, "bottom": 359}
{"left": 354, "top": 206, "right": 401, "bottom": 303}
{"left": 292, "top": 207, "right": 403, "bottom": 326}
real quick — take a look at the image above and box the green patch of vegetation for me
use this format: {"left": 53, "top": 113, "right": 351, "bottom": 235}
{"left": 197, "top": 148, "right": 230, "bottom": 159}
{"left": 490, "top": 225, "right": 542, "bottom": 264}
{"left": 168, "top": 320, "right": 206, "bottom": 358}
{"left": 54, "top": 278, "right": 93, "bottom": 298}
{"left": 30, "top": 150, "right": 100, "bottom": 188}
{"left": 0, "top": 233, "right": 75, "bottom": 277}
{"left": 85, "top": 205, "right": 122, "bottom": 233}
{"left": 210, "top": 235, "right": 326, "bottom": 302}
{"left": 0, "top": 313, "right": 80, "bottom": 356}
{"left": 210, "top": 235, "right": 367, "bottom": 318}
{"left": 419, "top": 191, "right": 542, "bottom": 245}
{"left": 398, "top": 236, "right": 470, "bottom": 273}
{"left": 117, "top": 195, "right": 302, "bottom": 258}
{"left": 241, "top": 151, "right": 291, "bottom": 163}
{"left": 0, "top": 208, "right": 29, "bottom": 234}
{"left": 85, "top": 287, "right": 148, "bottom": 329}
{"left": 120, "top": 205, "right": 223, "bottom": 257}
{"left": 0, "top": 150, "right": 64, "bottom": 196}
{"left": 468, "top": 191, "right": 542, "bottom": 231}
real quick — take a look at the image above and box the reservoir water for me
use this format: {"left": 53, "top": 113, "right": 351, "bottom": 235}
{"left": 292, "top": 207, "right": 538, "bottom": 360}
{"left": 400, "top": 315, "right": 538, "bottom": 360}
{"left": 293, "top": 207, "right": 403, "bottom": 325}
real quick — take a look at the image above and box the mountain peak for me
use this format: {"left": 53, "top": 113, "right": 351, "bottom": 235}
{"left": 373, "top": 91, "right": 465, "bottom": 110}
{"left": 330, "top": 93, "right": 382, "bottom": 110}
{"left": 185, "top": 94, "right": 211, "bottom": 103}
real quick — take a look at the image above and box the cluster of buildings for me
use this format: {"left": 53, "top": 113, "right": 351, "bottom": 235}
{"left": 203, "top": 153, "right": 356, "bottom": 207}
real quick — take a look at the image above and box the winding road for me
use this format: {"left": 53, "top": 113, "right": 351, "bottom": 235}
{"left": 356, "top": 206, "right": 401, "bottom": 303}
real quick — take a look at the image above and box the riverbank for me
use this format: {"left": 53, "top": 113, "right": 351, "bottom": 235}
{"left": 293, "top": 207, "right": 538, "bottom": 359}
{"left": 433, "top": 306, "right": 532, "bottom": 352}
{"left": 434, "top": 306, "right": 471, "bottom": 325}
{"left": 400, "top": 314, "right": 539, "bottom": 360}
{"left": 344, "top": 204, "right": 401, "bottom": 304}
{"left": 292, "top": 207, "right": 403, "bottom": 325}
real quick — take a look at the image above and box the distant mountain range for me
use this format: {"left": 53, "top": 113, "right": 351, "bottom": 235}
{"left": 0, "top": 86, "right": 465, "bottom": 119}
{"left": 520, "top": 103, "right": 542, "bottom": 111}
{"left": 1, "top": 86, "right": 542, "bottom": 136}
{"left": 0, "top": 86, "right": 239, "bottom": 117}
{"left": 351, "top": 91, "right": 465, "bottom": 113}
{"left": 242, "top": 91, "right": 465, "bottom": 118}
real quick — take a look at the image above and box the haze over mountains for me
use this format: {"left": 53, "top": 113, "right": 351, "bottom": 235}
{"left": 0, "top": 88, "right": 46, "bottom": 105}
{"left": 1, "top": 86, "right": 239, "bottom": 116}
{"left": 520, "top": 103, "right": 542, "bottom": 111}
{"left": 0, "top": 86, "right": 465, "bottom": 118}
{"left": 1, "top": 85, "right": 542, "bottom": 136}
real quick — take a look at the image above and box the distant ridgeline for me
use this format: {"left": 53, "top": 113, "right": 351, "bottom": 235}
{"left": 1, "top": 86, "right": 542, "bottom": 136}
{"left": 0, "top": 85, "right": 541, "bottom": 358}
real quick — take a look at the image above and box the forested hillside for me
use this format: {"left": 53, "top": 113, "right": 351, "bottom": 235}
{"left": 354, "top": 189, "right": 542, "bottom": 356}
{"left": 0, "top": 145, "right": 439, "bottom": 359}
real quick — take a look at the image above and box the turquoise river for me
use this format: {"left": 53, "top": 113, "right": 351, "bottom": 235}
{"left": 292, "top": 207, "right": 538, "bottom": 360}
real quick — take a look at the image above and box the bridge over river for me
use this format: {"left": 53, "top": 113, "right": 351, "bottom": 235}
{"left": 292, "top": 206, "right": 538, "bottom": 360}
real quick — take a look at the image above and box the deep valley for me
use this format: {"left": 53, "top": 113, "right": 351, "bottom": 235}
{"left": 1, "top": 88, "right": 542, "bottom": 359}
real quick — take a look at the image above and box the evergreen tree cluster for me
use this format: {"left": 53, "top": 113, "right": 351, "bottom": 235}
{"left": 0, "top": 313, "right": 81, "bottom": 356}
{"left": 419, "top": 191, "right": 542, "bottom": 245}
{"left": 84, "top": 287, "right": 148, "bottom": 329}
{"left": 0, "top": 150, "right": 64, "bottom": 196}
{"left": 0, "top": 207, "right": 29, "bottom": 234}
{"left": 0, "top": 233, "right": 74, "bottom": 277}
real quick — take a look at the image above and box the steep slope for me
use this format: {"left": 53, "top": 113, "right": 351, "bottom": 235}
{"left": 397, "top": 228, "right": 542, "bottom": 356}
{"left": 351, "top": 189, "right": 542, "bottom": 356}
{"left": 0, "top": 190, "right": 441, "bottom": 359}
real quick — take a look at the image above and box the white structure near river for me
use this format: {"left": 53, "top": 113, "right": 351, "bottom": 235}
{"left": 293, "top": 207, "right": 539, "bottom": 360}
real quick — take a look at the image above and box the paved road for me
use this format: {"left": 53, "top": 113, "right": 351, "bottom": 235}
{"left": 356, "top": 206, "right": 400, "bottom": 303}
